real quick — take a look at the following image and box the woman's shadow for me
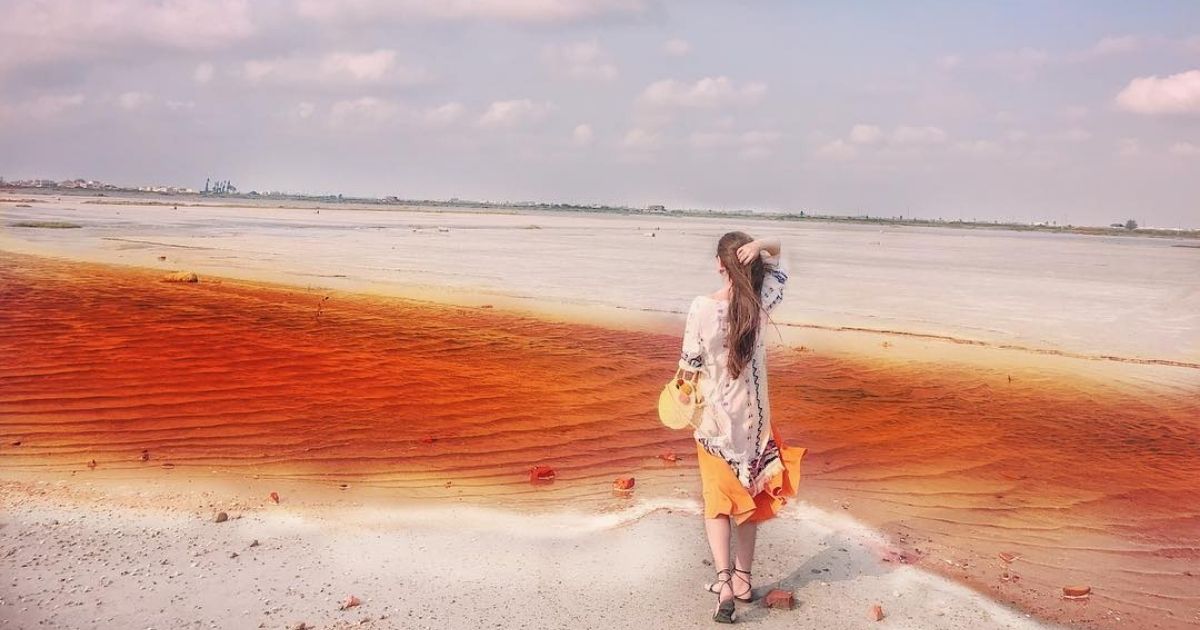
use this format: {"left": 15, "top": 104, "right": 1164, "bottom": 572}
{"left": 735, "top": 529, "right": 891, "bottom": 623}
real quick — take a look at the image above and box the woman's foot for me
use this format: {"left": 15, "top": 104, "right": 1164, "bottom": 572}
{"left": 711, "top": 569, "right": 736, "bottom": 624}
{"left": 731, "top": 568, "right": 753, "bottom": 602}
{"left": 708, "top": 568, "right": 753, "bottom": 603}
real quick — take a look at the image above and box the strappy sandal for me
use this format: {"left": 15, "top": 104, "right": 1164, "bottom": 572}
{"left": 706, "top": 568, "right": 754, "bottom": 603}
{"left": 711, "top": 568, "right": 736, "bottom": 624}
{"left": 731, "top": 568, "right": 754, "bottom": 602}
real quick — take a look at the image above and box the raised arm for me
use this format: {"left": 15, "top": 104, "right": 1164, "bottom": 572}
{"left": 735, "top": 236, "right": 781, "bottom": 264}
{"left": 736, "top": 237, "right": 788, "bottom": 314}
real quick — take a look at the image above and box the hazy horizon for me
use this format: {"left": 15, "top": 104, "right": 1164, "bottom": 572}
{"left": 2, "top": 1, "right": 1200, "bottom": 228}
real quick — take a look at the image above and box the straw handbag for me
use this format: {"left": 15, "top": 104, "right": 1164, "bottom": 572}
{"left": 657, "top": 368, "right": 705, "bottom": 430}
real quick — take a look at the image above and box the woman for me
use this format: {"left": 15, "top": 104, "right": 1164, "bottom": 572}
{"left": 677, "top": 231, "right": 804, "bottom": 623}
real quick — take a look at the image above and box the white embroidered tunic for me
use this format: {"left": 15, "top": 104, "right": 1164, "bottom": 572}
{"left": 678, "top": 253, "right": 789, "bottom": 494}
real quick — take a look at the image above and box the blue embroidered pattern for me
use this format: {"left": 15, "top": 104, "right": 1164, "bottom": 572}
{"left": 750, "top": 355, "right": 766, "bottom": 451}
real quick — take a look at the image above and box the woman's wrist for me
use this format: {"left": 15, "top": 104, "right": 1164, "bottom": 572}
{"left": 756, "top": 237, "right": 781, "bottom": 257}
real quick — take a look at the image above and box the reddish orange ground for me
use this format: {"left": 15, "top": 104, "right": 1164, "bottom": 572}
{"left": 1, "top": 252, "right": 1197, "bottom": 628}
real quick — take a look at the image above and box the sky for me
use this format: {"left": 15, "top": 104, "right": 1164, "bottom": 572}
{"left": 1, "top": 1, "right": 1199, "bottom": 228}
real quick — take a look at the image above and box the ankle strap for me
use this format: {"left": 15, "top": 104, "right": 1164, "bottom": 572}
{"left": 732, "top": 568, "right": 751, "bottom": 575}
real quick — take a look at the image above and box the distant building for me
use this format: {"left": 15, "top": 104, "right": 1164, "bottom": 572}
{"left": 647, "top": 204, "right": 666, "bottom": 213}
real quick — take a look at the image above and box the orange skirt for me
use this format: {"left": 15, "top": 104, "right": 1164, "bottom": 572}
{"left": 695, "top": 427, "right": 805, "bottom": 524}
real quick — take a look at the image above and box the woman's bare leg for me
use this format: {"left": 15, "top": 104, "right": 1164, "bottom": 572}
{"left": 704, "top": 516, "right": 734, "bottom": 603}
{"left": 732, "top": 521, "right": 758, "bottom": 597}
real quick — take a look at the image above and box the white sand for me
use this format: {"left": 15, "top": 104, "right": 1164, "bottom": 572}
{"left": 0, "top": 479, "right": 1053, "bottom": 630}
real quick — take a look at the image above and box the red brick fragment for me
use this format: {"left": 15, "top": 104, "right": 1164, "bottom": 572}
{"left": 529, "top": 465, "right": 556, "bottom": 482}
{"left": 763, "top": 589, "right": 794, "bottom": 610}
{"left": 613, "top": 477, "right": 635, "bottom": 491}
{"left": 1063, "top": 585, "right": 1091, "bottom": 599}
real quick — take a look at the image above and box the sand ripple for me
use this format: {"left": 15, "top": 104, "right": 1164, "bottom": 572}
{"left": 1, "top": 252, "right": 1198, "bottom": 629}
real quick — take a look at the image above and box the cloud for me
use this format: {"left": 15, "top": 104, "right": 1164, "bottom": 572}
{"left": 1115, "top": 70, "right": 1200, "bottom": 115}
{"left": 572, "top": 123, "right": 594, "bottom": 147}
{"left": 1057, "top": 128, "right": 1092, "bottom": 143}
{"left": 322, "top": 50, "right": 407, "bottom": 82}
{"left": 295, "top": 0, "right": 648, "bottom": 24}
{"left": 1060, "top": 105, "right": 1089, "bottom": 121}
{"left": 478, "top": 99, "right": 555, "bottom": 128}
{"left": 295, "top": 102, "right": 316, "bottom": 120}
{"left": 638, "top": 76, "right": 767, "bottom": 109}
{"left": 1062, "top": 35, "right": 1147, "bottom": 63}
{"left": 849, "top": 124, "right": 883, "bottom": 145}
{"left": 621, "top": 127, "right": 661, "bottom": 150}
{"left": 542, "top": 40, "right": 617, "bottom": 81}
{"left": 0, "top": 0, "right": 255, "bottom": 74}
{"left": 690, "top": 129, "right": 780, "bottom": 160}
{"left": 40, "top": 93, "right": 87, "bottom": 116}
{"left": 243, "top": 50, "right": 427, "bottom": 87}
{"left": 662, "top": 38, "right": 691, "bottom": 57}
{"left": 818, "top": 124, "right": 948, "bottom": 159}
{"left": 988, "top": 47, "right": 1049, "bottom": 81}
{"left": 1087, "top": 35, "right": 1141, "bottom": 57}
{"left": 194, "top": 62, "right": 215, "bottom": 85}
{"left": 936, "top": 54, "right": 961, "bottom": 71}
{"left": 891, "top": 125, "right": 946, "bottom": 145}
{"left": 320, "top": 99, "right": 465, "bottom": 129}
{"left": 1169, "top": 141, "right": 1200, "bottom": 157}
{"left": 328, "top": 97, "right": 401, "bottom": 129}
{"left": 0, "top": 93, "right": 85, "bottom": 122}
{"left": 117, "top": 92, "right": 153, "bottom": 110}
{"left": 424, "top": 102, "right": 465, "bottom": 126}
{"left": 815, "top": 139, "right": 856, "bottom": 161}
{"left": 954, "top": 140, "right": 1003, "bottom": 157}
{"left": 1116, "top": 138, "right": 1142, "bottom": 158}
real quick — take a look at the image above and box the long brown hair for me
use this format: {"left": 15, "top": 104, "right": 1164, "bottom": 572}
{"left": 717, "top": 231, "right": 764, "bottom": 378}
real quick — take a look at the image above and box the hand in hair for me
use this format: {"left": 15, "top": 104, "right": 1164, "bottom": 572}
{"left": 735, "top": 241, "right": 762, "bottom": 265}
{"left": 734, "top": 237, "right": 780, "bottom": 265}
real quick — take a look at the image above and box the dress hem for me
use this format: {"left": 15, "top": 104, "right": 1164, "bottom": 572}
{"left": 696, "top": 428, "right": 805, "bottom": 525}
